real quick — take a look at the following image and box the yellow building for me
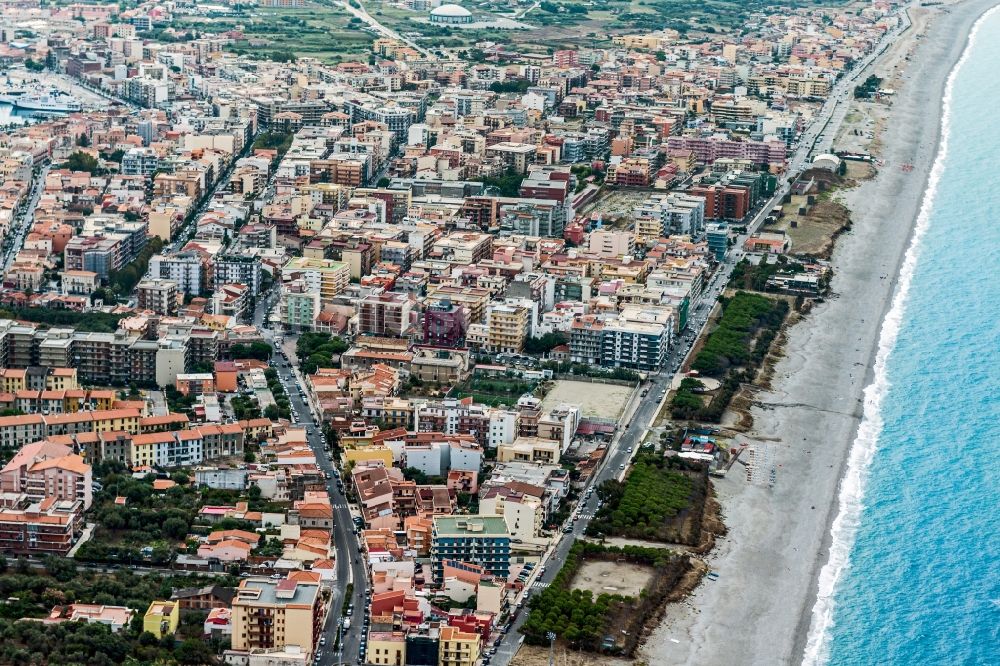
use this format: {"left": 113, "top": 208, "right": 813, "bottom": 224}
{"left": 439, "top": 626, "right": 481, "bottom": 666}
{"left": 0, "top": 368, "right": 27, "bottom": 392}
{"left": 368, "top": 631, "right": 406, "bottom": 666}
{"left": 344, "top": 446, "right": 394, "bottom": 468}
{"left": 231, "top": 578, "right": 321, "bottom": 656}
{"left": 611, "top": 34, "right": 663, "bottom": 50}
{"left": 143, "top": 600, "right": 179, "bottom": 638}
{"left": 497, "top": 436, "right": 561, "bottom": 465}
{"left": 486, "top": 303, "right": 529, "bottom": 354}
{"left": 47, "top": 368, "right": 79, "bottom": 391}
{"left": 281, "top": 257, "right": 350, "bottom": 306}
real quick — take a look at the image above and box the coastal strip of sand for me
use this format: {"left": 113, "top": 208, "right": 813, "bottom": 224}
{"left": 638, "top": 1, "right": 1000, "bottom": 664}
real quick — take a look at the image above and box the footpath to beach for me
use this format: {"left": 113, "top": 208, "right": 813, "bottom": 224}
{"left": 638, "top": 0, "right": 1000, "bottom": 664}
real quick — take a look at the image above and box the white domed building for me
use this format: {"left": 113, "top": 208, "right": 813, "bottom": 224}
{"left": 430, "top": 3, "right": 473, "bottom": 24}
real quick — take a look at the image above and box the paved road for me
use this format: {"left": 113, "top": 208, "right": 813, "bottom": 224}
{"left": 252, "top": 294, "right": 369, "bottom": 666}
{"left": 168, "top": 138, "right": 257, "bottom": 254}
{"left": 1, "top": 162, "right": 49, "bottom": 274}
{"left": 338, "top": 0, "right": 434, "bottom": 59}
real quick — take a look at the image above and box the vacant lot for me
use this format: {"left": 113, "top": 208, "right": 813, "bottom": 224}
{"left": 541, "top": 380, "right": 635, "bottom": 422}
{"left": 571, "top": 559, "right": 654, "bottom": 598}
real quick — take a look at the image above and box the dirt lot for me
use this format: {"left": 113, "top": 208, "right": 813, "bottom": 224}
{"left": 571, "top": 560, "right": 655, "bottom": 598}
{"left": 767, "top": 166, "right": 870, "bottom": 258}
{"left": 512, "top": 645, "right": 633, "bottom": 666}
{"left": 578, "top": 188, "right": 652, "bottom": 226}
{"left": 541, "top": 380, "right": 635, "bottom": 422}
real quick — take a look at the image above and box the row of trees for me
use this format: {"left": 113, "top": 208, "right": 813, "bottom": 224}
{"left": 106, "top": 236, "right": 165, "bottom": 297}
{"left": 475, "top": 167, "right": 526, "bottom": 197}
{"left": 263, "top": 367, "right": 292, "bottom": 421}
{"left": 0, "top": 307, "right": 125, "bottom": 333}
{"left": 523, "top": 332, "right": 567, "bottom": 355}
{"left": 230, "top": 341, "right": 273, "bottom": 361}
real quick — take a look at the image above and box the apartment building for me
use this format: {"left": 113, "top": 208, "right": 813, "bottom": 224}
{"left": 281, "top": 257, "right": 350, "bottom": 306}
{"left": 358, "top": 293, "right": 413, "bottom": 338}
{"left": 439, "top": 625, "right": 481, "bottom": 666}
{"left": 214, "top": 254, "right": 263, "bottom": 296}
{"left": 570, "top": 314, "right": 670, "bottom": 372}
{"left": 136, "top": 278, "right": 179, "bottom": 316}
{"left": 282, "top": 283, "right": 321, "bottom": 331}
{"left": 231, "top": 578, "right": 322, "bottom": 657}
{"left": 497, "top": 436, "right": 561, "bottom": 465}
{"left": 633, "top": 191, "right": 707, "bottom": 237}
{"left": 431, "top": 232, "right": 493, "bottom": 265}
{"left": 479, "top": 487, "right": 544, "bottom": 542}
{"left": 587, "top": 230, "right": 635, "bottom": 258}
{"left": 148, "top": 252, "right": 204, "bottom": 295}
{"left": 431, "top": 516, "right": 511, "bottom": 583}
{"left": 485, "top": 303, "right": 529, "bottom": 354}
{"left": 0, "top": 440, "right": 93, "bottom": 509}
{"left": 0, "top": 496, "right": 84, "bottom": 556}
{"left": 368, "top": 631, "right": 407, "bottom": 666}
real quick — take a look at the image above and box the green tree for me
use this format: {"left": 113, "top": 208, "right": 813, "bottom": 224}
{"left": 63, "top": 151, "right": 101, "bottom": 174}
{"left": 162, "top": 517, "right": 189, "bottom": 540}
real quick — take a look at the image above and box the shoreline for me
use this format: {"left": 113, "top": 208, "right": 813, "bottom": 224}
{"left": 796, "top": 1, "right": 1000, "bottom": 662}
{"left": 638, "top": 1, "right": 1000, "bottom": 664}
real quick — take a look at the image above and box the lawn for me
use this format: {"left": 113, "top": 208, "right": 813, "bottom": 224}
{"left": 452, "top": 376, "right": 538, "bottom": 407}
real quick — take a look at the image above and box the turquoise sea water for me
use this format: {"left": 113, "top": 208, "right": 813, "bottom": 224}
{"left": 809, "top": 8, "right": 1000, "bottom": 665}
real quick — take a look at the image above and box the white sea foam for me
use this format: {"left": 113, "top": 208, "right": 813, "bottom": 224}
{"left": 800, "top": 7, "right": 1000, "bottom": 665}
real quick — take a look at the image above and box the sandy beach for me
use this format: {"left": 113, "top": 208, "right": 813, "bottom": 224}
{"left": 639, "top": 1, "right": 1000, "bottom": 664}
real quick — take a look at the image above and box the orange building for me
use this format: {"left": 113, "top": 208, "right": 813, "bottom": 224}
{"left": 214, "top": 361, "right": 238, "bottom": 393}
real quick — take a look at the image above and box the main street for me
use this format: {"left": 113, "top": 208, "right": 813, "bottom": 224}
{"left": 1, "top": 161, "right": 49, "bottom": 274}
{"left": 168, "top": 137, "right": 259, "bottom": 254}
{"left": 252, "top": 293, "right": 368, "bottom": 666}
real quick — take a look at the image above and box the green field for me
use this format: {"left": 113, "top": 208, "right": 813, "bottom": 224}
{"left": 174, "top": 1, "right": 374, "bottom": 63}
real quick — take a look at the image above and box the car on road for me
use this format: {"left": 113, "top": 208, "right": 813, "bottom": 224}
{"left": 619, "top": 464, "right": 626, "bottom": 470}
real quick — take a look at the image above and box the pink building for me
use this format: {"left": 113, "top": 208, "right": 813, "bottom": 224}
{"left": 0, "top": 441, "right": 92, "bottom": 509}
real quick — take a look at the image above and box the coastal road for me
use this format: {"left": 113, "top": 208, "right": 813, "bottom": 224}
{"left": 253, "top": 295, "right": 368, "bottom": 666}
{"left": 2, "top": 161, "right": 49, "bottom": 274}
{"left": 728, "top": 8, "right": 914, "bottom": 265}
